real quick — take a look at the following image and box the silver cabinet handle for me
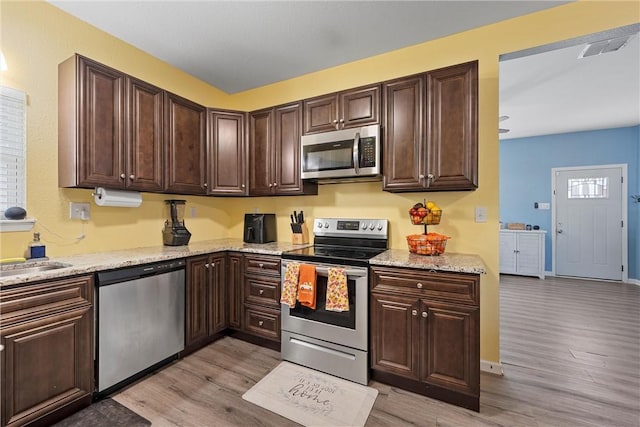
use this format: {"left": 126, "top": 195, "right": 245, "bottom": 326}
{"left": 241, "top": 184, "right": 245, "bottom": 188}
{"left": 205, "top": 263, "right": 209, "bottom": 268}
{"left": 258, "top": 263, "right": 264, "bottom": 268}
{"left": 416, "top": 282, "right": 423, "bottom": 289}
{"left": 258, "top": 320, "right": 264, "bottom": 326}
{"left": 268, "top": 183, "right": 273, "bottom": 188}
{"left": 203, "top": 182, "right": 208, "bottom": 187}
{"left": 422, "top": 311, "right": 428, "bottom": 318}
{"left": 427, "top": 173, "right": 435, "bottom": 180}
{"left": 259, "top": 289, "right": 264, "bottom": 295}
{"left": 353, "top": 132, "right": 360, "bottom": 174}
{"left": 120, "top": 173, "right": 126, "bottom": 179}
{"left": 129, "top": 174, "right": 135, "bottom": 180}
{"left": 412, "top": 309, "right": 418, "bottom": 316}
{"left": 419, "top": 174, "right": 425, "bottom": 179}
{"left": 273, "top": 182, "right": 278, "bottom": 187}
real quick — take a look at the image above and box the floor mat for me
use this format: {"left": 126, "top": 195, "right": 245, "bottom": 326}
{"left": 52, "top": 398, "right": 152, "bottom": 427}
{"left": 242, "top": 361, "right": 378, "bottom": 427}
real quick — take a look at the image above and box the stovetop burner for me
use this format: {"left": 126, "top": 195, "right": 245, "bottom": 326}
{"left": 281, "top": 217, "right": 388, "bottom": 266}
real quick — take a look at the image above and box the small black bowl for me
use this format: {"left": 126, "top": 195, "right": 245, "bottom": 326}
{"left": 4, "top": 206, "right": 27, "bottom": 220}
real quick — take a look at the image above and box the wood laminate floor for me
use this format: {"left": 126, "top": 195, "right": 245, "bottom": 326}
{"left": 113, "top": 275, "right": 640, "bottom": 426}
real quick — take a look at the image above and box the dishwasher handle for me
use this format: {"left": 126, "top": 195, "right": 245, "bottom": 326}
{"left": 97, "top": 259, "right": 186, "bottom": 286}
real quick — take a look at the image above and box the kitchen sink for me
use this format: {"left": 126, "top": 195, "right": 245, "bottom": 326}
{"left": 0, "top": 261, "right": 72, "bottom": 278}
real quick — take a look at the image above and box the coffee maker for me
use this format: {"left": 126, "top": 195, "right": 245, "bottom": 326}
{"left": 163, "top": 200, "right": 191, "bottom": 246}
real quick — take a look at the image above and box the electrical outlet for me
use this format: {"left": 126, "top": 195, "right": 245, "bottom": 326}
{"left": 69, "top": 202, "right": 90, "bottom": 220}
{"left": 190, "top": 207, "right": 197, "bottom": 218}
{"left": 475, "top": 206, "right": 487, "bottom": 223}
{"left": 539, "top": 202, "right": 550, "bottom": 210}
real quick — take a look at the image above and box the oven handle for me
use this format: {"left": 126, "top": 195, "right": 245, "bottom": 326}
{"left": 314, "top": 265, "right": 367, "bottom": 278}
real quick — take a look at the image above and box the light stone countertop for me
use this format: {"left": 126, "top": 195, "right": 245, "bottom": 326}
{"left": 1, "top": 240, "right": 486, "bottom": 287}
{"left": 0, "top": 239, "right": 310, "bottom": 288}
{"left": 370, "top": 249, "right": 486, "bottom": 274}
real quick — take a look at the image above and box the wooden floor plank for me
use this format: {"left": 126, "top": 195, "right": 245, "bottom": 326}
{"left": 112, "top": 274, "right": 640, "bottom": 426}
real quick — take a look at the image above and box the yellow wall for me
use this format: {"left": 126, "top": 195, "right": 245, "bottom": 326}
{"left": 1, "top": 0, "right": 637, "bottom": 364}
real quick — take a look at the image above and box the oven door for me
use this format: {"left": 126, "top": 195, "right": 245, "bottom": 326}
{"left": 281, "top": 261, "right": 368, "bottom": 351}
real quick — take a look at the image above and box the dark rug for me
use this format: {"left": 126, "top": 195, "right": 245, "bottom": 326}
{"left": 53, "top": 398, "right": 151, "bottom": 427}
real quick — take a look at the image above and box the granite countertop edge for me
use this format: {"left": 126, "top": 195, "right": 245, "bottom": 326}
{"left": 1, "top": 241, "right": 486, "bottom": 287}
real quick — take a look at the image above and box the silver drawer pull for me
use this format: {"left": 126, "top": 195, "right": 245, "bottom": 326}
{"left": 411, "top": 309, "right": 418, "bottom": 316}
{"left": 259, "top": 289, "right": 264, "bottom": 295}
{"left": 422, "top": 311, "right": 428, "bottom": 318}
{"left": 416, "top": 282, "right": 423, "bottom": 289}
{"left": 258, "top": 263, "right": 264, "bottom": 268}
{"left": 258, "top": 320, "right": 264, "bottom": 326}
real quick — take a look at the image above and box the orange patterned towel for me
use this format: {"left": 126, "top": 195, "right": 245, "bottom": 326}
{"left": 297, "top": 264, "right": 317, "bottom": 310}
{"left": 280, "top": 262, "right": 300, "bottom": 308}
{"left": 326, "top": 267, "right": 349, "bottom": 312}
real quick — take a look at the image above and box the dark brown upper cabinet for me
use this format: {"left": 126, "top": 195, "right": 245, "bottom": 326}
{"left": 164, "top": 92, "right": 207, "bottom": 195}
{"left": 59, "top": 55, "right": 164, "bottom": 191}
{"left": 303, "top": 84, "right": 380, "bottom": 134}
{"left": 383, "top": 61, "right": 478, "bottom": 192}
{"left": 207, "top": 109, "right": 247, "bottom": 196}
{"left": 249, "top": 103, "right": 317, "bottom": 196}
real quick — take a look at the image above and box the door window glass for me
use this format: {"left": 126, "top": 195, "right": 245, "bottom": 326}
{"left": 567, "top": 177, "right": 608, "bottom": 199}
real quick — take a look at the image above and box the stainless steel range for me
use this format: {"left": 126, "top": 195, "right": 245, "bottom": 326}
{"left": 280, "top": 217, "right": 388, "bottom": 385}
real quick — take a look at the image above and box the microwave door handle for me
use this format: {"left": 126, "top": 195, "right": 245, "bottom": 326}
{"left": 353, "top": 132, "right": 360, "bottom": 174}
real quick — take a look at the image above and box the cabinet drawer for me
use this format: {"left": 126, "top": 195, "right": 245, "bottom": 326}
{"left": 244, "top": 255, "right": 280, "bottom": 276}
{"left": 244, "top": 305, "right": 280, "bottom": 341}
{"left": 1, "top": 275, "right": 94, "bottom": 327}
{"left": 245, "top": 276, "right": 280, "bottom": 308}
{"left": 371, "top": 267, "right": 479, "bottom": 305}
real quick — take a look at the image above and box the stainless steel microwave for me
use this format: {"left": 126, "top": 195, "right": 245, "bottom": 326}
{"left": 300, "top": 124, "right": 381, "bottom": 181}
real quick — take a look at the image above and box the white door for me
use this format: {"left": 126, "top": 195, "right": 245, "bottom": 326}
{"left": 554, "top": 166, "right": 625, "bottom": 280}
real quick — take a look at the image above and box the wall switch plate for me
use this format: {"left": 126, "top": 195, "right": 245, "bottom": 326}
{"left": 69, "top": 202, "right": 90, "bottom": 220}
{"left": 475, "top": 206, "right": 487, "bottom": 223}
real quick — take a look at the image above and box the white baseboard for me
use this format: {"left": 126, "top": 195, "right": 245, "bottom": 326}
{"left": 545, "top": 270, "right": 554, "bottom": 277}
{"left": 480, "top": 360, "right": 503, "bottom": 375}
{"left": 627, "top": 278, "right": 640, "bottom": 286}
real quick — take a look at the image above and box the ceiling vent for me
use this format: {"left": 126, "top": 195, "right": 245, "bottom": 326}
{"left": 578, "top": 36, "right": 631, "bottom": 59}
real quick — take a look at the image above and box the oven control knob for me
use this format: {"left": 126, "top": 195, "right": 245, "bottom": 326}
{"left": 362, "top": 223, "right": 367, "bottom": 230}
{"left": 369, "top": 224, "right": 375, "bottom": 230}
{"left": 324, "top": 222, "right": 330, "bottom": 229}
{"left": 377, "top": 223, "right": 383, "bottom": 231}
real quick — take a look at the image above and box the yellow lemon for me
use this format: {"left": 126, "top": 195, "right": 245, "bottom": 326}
{"left": 426, "top": 201, "right": 435, "bottom": 210}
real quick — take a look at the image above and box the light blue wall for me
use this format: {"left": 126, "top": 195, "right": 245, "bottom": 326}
{"left": 499, "top": 125, "right": 639, "bottom": 280}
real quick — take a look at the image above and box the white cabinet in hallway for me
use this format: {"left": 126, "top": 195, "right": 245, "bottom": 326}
{"left": 500, "top": 230, "right": 546, "bottom": 279}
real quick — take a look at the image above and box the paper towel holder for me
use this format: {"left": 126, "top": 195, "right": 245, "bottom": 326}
{"left": 93, "top": 187, "right": 143, "bottom": 208}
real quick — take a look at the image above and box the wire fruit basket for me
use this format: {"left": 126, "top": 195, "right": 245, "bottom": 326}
{"left": 406, "top": 233, "right": 450, "bottom": 256}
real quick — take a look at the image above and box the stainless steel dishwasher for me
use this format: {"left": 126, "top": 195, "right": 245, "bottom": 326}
{"left": 96, "top": 259, "right": 185, "bottom": 395}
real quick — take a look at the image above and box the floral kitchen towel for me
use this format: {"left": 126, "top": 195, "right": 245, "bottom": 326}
{"left": 297, "top": 264, "right": 317, "bottom": 310}
{"left": 280, "top": 262, "right": 300, "bottom": 308}
{"left": 326, "top": 267, "right": 349, "bottom": 312}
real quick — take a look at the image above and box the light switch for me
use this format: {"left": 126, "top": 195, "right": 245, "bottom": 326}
{"left": 475, "top": 206, "right": 487, "bottom": 223}
{"left": 69, "top": 202, "right": 90, "bottom": 220}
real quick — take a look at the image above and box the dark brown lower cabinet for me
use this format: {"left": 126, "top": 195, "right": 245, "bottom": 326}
{"left": 370, "top": 266, "right": 480, "bottom": 411}
{"left": 1, "top": 276, "right": 94, "bottom": 427}
{"left": 185, "top": 254, "right": 227, "bottom": 354}
{"left": 240, "top": 254, "right": 281, "bottom": 346}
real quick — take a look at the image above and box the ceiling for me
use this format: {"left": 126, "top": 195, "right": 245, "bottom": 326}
{"left": 47, "top": 1, "right": 639, "bottom": 139}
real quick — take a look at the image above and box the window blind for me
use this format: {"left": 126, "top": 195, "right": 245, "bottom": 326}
{"left": 0, "top": 86, "right": 27, "bottom": 215}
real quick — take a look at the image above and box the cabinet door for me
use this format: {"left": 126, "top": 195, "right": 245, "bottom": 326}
{"left": 228, "top": 253, "right": 243, "bottom": 330}
{"left": 339, "top": 85, "right": 380, "bottom": 129}
{"left": 77, "top": 57, "right": 125, "bottom": 188}
{"left": 208, "top": 110, "right": 247, "bottom": 195}
{"left": 370, "top": 292, "right": 420, "bottom": 380}
{"left": 273, "top": 103, "right": 305, "bottom": 195}
{"left": 420, "top": 300, "right": 479, "bottom": 397}
{"left": 499, "top": 232, "right": 518, "bottom": 274}
{"left": 426, "top": 61, "right": 478, "bottom": 191}
{"left": 248, "top": 108, "right": 274, "bottom": 196}
{"left": 208, "top": 254, "right": 228, "bottom": 334}
{"left": 185, "top": 256, "right": 209, "bottom": 347}
{"left": 382, "top": 75, "right": 426, "bottom": 191}
{"left": 516, "top": 233, "right": 543, "bottom": 276}
{"left": 164, "top": 92, "right": 207, "bottom": 194}
{"left": 303, "top": 93, "right": 338, "bottom": 134}
{"left": 126, "top": 77, "right": 164, "bottom": 192}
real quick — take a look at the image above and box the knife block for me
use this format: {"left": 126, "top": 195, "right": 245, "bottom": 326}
{"left": 292, "top": 223, "right": 309, "bottom": 244}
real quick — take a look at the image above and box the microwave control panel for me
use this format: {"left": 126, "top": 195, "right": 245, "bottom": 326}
{"left": 359, "top": 137, "right": 376, "bottom": 168}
